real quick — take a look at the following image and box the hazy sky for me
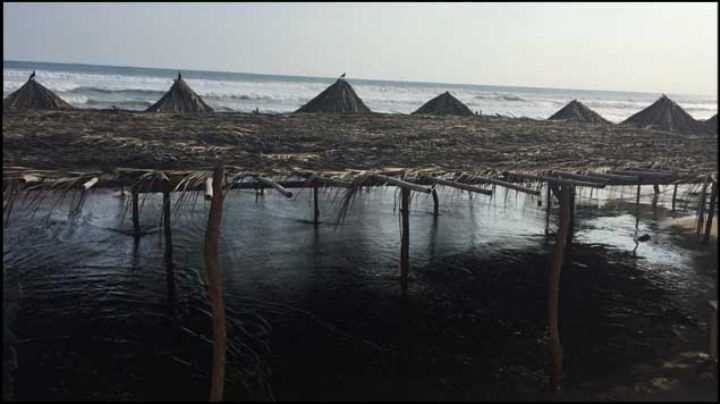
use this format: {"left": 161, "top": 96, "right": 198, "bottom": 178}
{"left": 3, "top": 2, "right": 717, "bottom": 95}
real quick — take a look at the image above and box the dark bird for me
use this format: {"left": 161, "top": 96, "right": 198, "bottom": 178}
{"left": 340, "top": 72, "right": 346, "bottom": 79}
{"left": 177, "top": 71, "right": 182, "bottom": 80}
{"left": 29, "top": 70, "right": 36, "bottom": 80}
{"left": 636, "top": 234, "right": 651, "bottom": 242}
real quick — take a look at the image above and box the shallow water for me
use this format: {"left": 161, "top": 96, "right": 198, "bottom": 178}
{"left": 2, "top": 183, "right": 717, "bottom": 400}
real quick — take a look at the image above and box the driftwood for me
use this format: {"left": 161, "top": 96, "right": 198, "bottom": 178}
{"left": 204, "top": 162, "right": 227, "bottom": 401}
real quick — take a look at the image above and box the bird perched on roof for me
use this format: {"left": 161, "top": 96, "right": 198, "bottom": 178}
{"left": 340, "top": 72, "right": 346, "bottom": 79}
{"left": 29, "top": 70, "right": 36, "bottom": 80}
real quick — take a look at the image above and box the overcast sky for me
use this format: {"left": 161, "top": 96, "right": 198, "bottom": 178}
{"left": 3, "top": 2, "right": 717, "bottom": 95}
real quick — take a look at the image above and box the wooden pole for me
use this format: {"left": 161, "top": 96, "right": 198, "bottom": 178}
{"left": 401, "top": 188, "right": 410, "bottom": 295}
{"left": 313, "top": 185, "right": 320, "bottom": 224}
{"left": 653, "top": 184, "right": 660, "bottom": 194}
{"left": 566, "top": 186, "right": 576, "bottom": 246}
{"left": 163, "top": 187, "right": 175, "bottom": 304}
{"left": 204, "top": 162, "right": 227, "bottom": 402}
{"left": 548, "top": 184, "right": 571, "bottom": 389}
{"left": 671, "top": 184, "right": 678, "bottom": 211}
{"left": 697, "top": 179, "right": 709, "bottom": 237}
{"left": 635, "top": 184, "right": 641, "bottom": 231}
{"left": 132, "top": 191, "right": 140, "bottom": 236}
{"left": 545, "top": 184, "right": 552, "bottom": 237}
{"left": 431, "top": 189, "right": 439, "bottom": 217}
{"left": 703, "top": 181, "right": 717, "bottom": 244}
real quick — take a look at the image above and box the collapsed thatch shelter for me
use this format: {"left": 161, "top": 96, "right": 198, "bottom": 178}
{"left": 146, "top": 75, "right": 214, "bottom": 113}
{"left": 412, "top": 91, "right": 473, "bottom": 116}
{"left": 295, "top": 78, "right": 371, "bottom": 113}
{"left": 3, "top": 77, "right": 73, "bottom": 111}
{"left": 705, "top": 114, "right": 717, "bottom": 133}
{"left": 548, "top": 99, "right": 609, "bottom": 124}
{"left": 621, "top": 95, "right": 708, "bottom": 135}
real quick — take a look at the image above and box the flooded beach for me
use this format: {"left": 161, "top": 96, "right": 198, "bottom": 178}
{"left": 3, "top": 184, "right": 717, "bottom": 400}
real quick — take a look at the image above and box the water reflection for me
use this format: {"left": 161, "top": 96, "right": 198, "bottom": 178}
{"left": 2, "top": 183, "right": 716, "bottom": 400}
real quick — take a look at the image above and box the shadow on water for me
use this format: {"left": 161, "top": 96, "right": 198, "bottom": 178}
{"left": 2, "top": 185, "right": 717, "bottom": 400}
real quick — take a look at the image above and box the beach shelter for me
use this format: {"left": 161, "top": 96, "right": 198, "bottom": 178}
{"left": 3, "top": 75, "right": 73, "bottom": 110}
{"left": 705, "top": 114, "right": 717, "bottom": 133}
{"left": 295, "top": 78, "right": 371, "bottom": 113}
{"left": 146, "top": 74, "right": 214, "bottom": 113}
{"left": 548, "top": 99, "right": 609, "bottom": 124}
{"left": 412, "top": 91, "right": 473, "bottom": 116}
{"left": 621, "top": 95, "right": 708, "bottom": 135}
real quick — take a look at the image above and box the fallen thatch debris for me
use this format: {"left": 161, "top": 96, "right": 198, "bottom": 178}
{"left": 705, "top": 114, "right": 717, "bottom": 133}
{"left": 548, "top": 99, "right": 609, "bottom": 124}
{"left": 3, "top": 76, "right": 73, "bottom": 111}
{"left": 412, "top": 91, "right": 473, "bottom": 116}
{"left": 622, "top": 95, "right": 709, "bottom": 135}
{"left": 295, "top": 78, "right": 371, "bottom": 113}
{"left": 146, "top": 74, "right": 214, "bottom": 113}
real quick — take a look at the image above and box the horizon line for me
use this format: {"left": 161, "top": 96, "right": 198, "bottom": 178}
{"left": 3, "top": 58, "right": 717, "bottom": 99}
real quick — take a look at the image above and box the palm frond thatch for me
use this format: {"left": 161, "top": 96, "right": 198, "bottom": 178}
{"left": 296, "top": 79, "right": 371, "bottom": 113}
{"left": 412, "top": 91, "right": 473, "bottom": 116}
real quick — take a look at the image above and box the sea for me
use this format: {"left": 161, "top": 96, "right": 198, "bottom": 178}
{"left": 3, "top": 60, "right": 717, "bottom": 122}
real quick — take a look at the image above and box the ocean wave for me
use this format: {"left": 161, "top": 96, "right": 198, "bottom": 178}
{"left": 69, "top": 86, "right": 164, "bottom": 97}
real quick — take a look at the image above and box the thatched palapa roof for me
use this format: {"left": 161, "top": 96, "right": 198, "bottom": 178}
{"left": 705, "top": 114, "right": 717, "bottom": 133}
{"left": 146, "top": 75, "right": 213, "bottom": 113}
{"left": 412, "top": 91, "right": 473, "bottom": 116}
{"left": 548, "top": 99, "right": 609, "bottom": 124}
{"left": 296, "top": 78, "right": 371, "bottom": 113}
{"left": 621, "top": 95, "right": 708, "bottom": 135}
{"left": 3, "top": 77, "right": 73, "bottom": 111}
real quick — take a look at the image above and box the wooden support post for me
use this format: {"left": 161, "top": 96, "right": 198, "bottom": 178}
{"left": 672, "top": 184, "right": 678, "bottom": 211}
{"left": 566, "top": 186, "right": 576, "bottom": 246}
{"left": 163, "top": 187, "right": 175, "bottom": 304}
{"left": 703, "top": 181, "right": 717, "bottom": 245}
{"left": 635, "top": 184, "right": 641, "bottom": 231}
{"left": 697, "top": 179, "right": 709, "bottom": 237}
{"left": 313, "top": 185, "right": 320, "bottom": 224}
{"left": 204, "top": 162, "right": 227, "bottom": 402}
{"left": 545, "top": 184, "right": 552, "bottom": 237}
{"left": 653, "top": 184, "right": 660, "bottom": 194}
{"left": 431, "top": 189, "right": 439, "bottom": 217}
{"left": 400, "top": 188, "right": 410, "bottom": 295}
{"left": 548, "top": 184, "right": 571, "bottom": 389}
{"left": 132, "top": 191, "right": 140, "bottom": 236}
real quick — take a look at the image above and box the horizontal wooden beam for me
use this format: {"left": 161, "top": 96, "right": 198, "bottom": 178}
{"left": 582, "top": 172, "right": 639, "bottom": 182}
{"left": 471, "top": 175, "right": 541, "bottom": 195}
{"left": 371, "top": 175, "right": 433, "bottom": 194}
{"left": 551, "top": 171, "right": 609, "bottom": 184}
{"left": 606, "top": 170, "right": 673, "bottom": 178}
{"left": 424, "top": 176, "right": 492, "bottom": 196}
{"left": 255, "top": 176, "right": 294, "bottom": 198}
{"left": 507, "top": 172, "right": 606, "bottom": 188}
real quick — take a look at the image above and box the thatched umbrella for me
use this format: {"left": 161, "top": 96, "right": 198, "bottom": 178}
{"left": 295, "top": 78, "right": 371, "bottom": 113}
{"left": 146, "top": 74, "right": 214, "bottom": 113}
{"left": 622, "top": 95, "right": 708, "bottom": 135}
{"left": 705, "top": 114, "right": 717, "bottom": 133}
{"left": 412, "top": 91, "right": 473, "bottom": 116}
{"left": 548, "top": 99, "right": 609, "bottom": 124}
{"left": 3, "top": 75, "right": 73, "bottom": 110}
